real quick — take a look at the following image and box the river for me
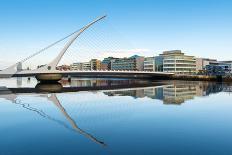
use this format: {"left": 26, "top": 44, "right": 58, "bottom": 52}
{"left": 0, "top": 78, "right": 232, "bottom": 155}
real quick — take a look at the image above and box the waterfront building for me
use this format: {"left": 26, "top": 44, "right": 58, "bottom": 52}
{"left": 144, "top": 56, "right": 163, "bottom": 72}
{"left": 100, "top": 63, "right": 108, "bottom": 70}
{"left": 159, "top": 50, "right": 196, "bottom": 74}
{"left": 144, "top": 57, "right": 155, "bottom": 71}
{"left": 101, "top": 57, "right": 119, "bottom": 70}
{"left": 90, "top": 59, "right": 101, "bottom": 70}
{"left": 219, "top": 61, "right": 232, "bottom": 74}
{"left": 196, "top": 58, "right": 217, "bottom": 73}
{"left": 205, "top": 61, "right": 232, "bottom": 75}
{"left": 82, "top": 62, "right": 91, "bottom": 70}
{"left": 111, "top": 55, "right": 144, "bottom": 71}
{"left": 56, "top": 65, "right": 70, "bottom": 71}
{"left": 70, "top": 62, "right": 83, "bottom": 70}
{"left": 155, "top": 56, "right": 164, "bottom": 72}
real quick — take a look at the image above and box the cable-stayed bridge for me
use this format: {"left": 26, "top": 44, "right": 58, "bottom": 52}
{"left": 0, "top": 15, "right": 173, "bottom": 81}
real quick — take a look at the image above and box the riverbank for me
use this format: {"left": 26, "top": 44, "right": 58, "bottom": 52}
{"left": 171, "top": 75, "right": 232, "bottom": 82}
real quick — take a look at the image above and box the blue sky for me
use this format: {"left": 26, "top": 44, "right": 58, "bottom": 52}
{"left": 0, "top": 0, "right": 232, "bottom": 68}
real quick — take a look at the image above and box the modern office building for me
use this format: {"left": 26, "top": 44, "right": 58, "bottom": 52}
{"left": 100, "top": 63, "right": 108, "bottom": 70}
{"left": 155, "top": 56, "right": 164, "bottom": 72}
{"left": 111, "top": 55, "right": 144, "bottom": 71}
{"left": 219, "top": 61, "right": 232, "bottom": 74}
{"left": 71, "top": 59, "right": 101, "bottom": 71}
{"left": 56, "top": 65, "right": 70, "bottom": 71}
{"left": 144, "top": 57, "right": 155, "bottom": 71}
{"left": 144, "top": 56, "right": 163, "bottom": 72}
{"left": 159, "top": 50, "right": 196, "bottom": 74}
{"left": 82, "top": 62, "right": 91, "bottom": 70}
{"left": 90, "top": 59, "right": 101, "bottom": 70}
{"left": 205, "top": 61, "right": 232, "bottom": 75}
{"left": 70, "top": 62, "right": 83, "bottom": 70}
{"left": 101, "top": 57, "right": 119, "bottom": 70}
{"left": 196, "top": 58, "right": 217, "bottom": 73}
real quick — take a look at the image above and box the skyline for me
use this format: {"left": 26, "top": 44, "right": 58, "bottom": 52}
{"left": 0, "top": 0, "right": 232, "bottom": 69}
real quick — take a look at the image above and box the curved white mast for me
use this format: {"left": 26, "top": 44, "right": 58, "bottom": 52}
{"left": 41, "top": 15, "right": 106, "bottom": 71}
{"left": 0, "top": 15, "right": 106, "bottom": 77}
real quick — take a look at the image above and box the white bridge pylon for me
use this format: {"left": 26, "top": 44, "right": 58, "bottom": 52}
{"left": 39, "top": 15, "right": 106, "bottom": 72}
{"left": 0, "top": 15, "right": 107, "bottom": 77}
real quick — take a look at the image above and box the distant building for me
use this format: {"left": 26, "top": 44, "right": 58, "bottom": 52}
{"left": 111, "top": 55, "right": 144, "bottom": 71}
{"left": 71, "top": 62, "right": 83, "bottom": 70}
{"left": 196, "top": 58, "right": 217, "bottom": 73}
{"left": 159, "top": 50, "right": 196, "bottom": 74}
{"left": 155, "top": 56, "right": 164, "bottom": 72}
{"left": 82, "top": 62, "right": 91, "bottom": 70}
{"left": 100, "top": 63, "right": 109, "bottom": 70}
{"left": 56, "top": 65, "right": 70, "bottom": 71}
{"left": 144, "top": 56, "right": 163, "bottom": 72}
{"left": 101, "top": 57, "right": 119, "bottom": 70}
{"left": 205, "top": 61, "right": 232, "bottom": 75}
{"left": 90, "top": 59, "right": 101, "bottom": 70}
{"left": 144, "top": 57, "right": 155, "bottom": 71}
{"left": 219, "top": 61, "right": 232, "bottom": 74}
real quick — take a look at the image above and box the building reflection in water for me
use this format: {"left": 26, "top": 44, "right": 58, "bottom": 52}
{"left": 61, "top": 78, "right": 151, "bottom": 88}
{"left": 103, "top": 81, "right": 232, "bottom": 105}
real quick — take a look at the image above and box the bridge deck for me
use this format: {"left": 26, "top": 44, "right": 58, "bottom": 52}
{"left": 11, "top": 70, "right": 174, "bottom": 79}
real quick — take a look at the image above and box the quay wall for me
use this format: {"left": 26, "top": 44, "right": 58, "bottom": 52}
{"left": 171, "top": 75, "right": 232, "bottom": 82}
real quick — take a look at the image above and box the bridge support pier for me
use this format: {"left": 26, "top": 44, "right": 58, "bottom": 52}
{"left": 35, "top": 73, "right": 62, "bottom": 83}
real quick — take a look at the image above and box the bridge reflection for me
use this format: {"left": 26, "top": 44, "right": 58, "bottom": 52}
{"left": 1, "top": 92, "right": 106, "bottom": 146}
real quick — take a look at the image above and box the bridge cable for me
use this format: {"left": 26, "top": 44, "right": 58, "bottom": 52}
{"left": 18, "top": 27, "right": 85, "bottom": 64}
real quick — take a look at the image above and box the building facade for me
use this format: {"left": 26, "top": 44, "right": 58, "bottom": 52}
{"left": 101, "top": 57, "right": 119, "bottom": 70}
{"left": 143, "top": 56, "right": 163, "bottom": 72}
{"left": 70, "top": 62, "right": 83, "bottom": 70}
{"left": 160, "top": 50, "right": 196, "bottom": 74}
{"left": 82, "top": 62, "right": 91, "bottom": 70}
{"left": 205, "top": 61, "right": 232, "bottom": 75}
{"left": 111, "top": 55, "right": 144, "bottom": 71}
{"left": 219, "top": 61, "right": 232, "bottom": 74}
{"left": 144, "top": 57, "right": 155, "bottom": 71}
{"left": 90, "top": 59, "right": 101, "bottom": 70}
{"left": 56, "top": 65, "right": 70, "bottom": 71}
{"left": 196, "top": 58, "right": 217, "bottom": 73}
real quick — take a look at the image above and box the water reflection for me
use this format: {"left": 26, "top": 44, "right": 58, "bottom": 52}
{"left": 0, "top": 93, "right": 106, "bottom": 147}
{"left": 0, "top": 78, "right": 232, "bottom": 152}
{"left": 104, "top": 81, "right": 232, "bottom": 105}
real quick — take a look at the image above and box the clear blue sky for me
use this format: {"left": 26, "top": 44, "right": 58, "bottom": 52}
{"left": 0, "top": 0, "right": 232, "bottom": 68}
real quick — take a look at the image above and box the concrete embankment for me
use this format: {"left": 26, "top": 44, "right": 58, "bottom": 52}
{"left": 171, "top": 75, "right": 232, "bottom": 82}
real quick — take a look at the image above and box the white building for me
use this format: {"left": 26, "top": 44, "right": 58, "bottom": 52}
{"left": 160, "top": 50, "right": 196, "bottom": 74}
{"left": 82, "top": 62, "right": 91, "bottom": 70}
{"left": 71, "top": 63, "right": 83, "bottom": 70}
{"left": 144, "top": 57, "right": 155, "bottom": 71}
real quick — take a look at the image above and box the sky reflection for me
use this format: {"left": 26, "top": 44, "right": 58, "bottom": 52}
{"left": 0, "top": 78, "right": 232, "bottom": 155}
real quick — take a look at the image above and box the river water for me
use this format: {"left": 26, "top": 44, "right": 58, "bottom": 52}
{"left": 0, "top": 78, "right": 232, "bottom": 155}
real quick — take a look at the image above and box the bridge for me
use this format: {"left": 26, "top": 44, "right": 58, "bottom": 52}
{"left": 0, "top": 15, "right": 173, "bottom": 82}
